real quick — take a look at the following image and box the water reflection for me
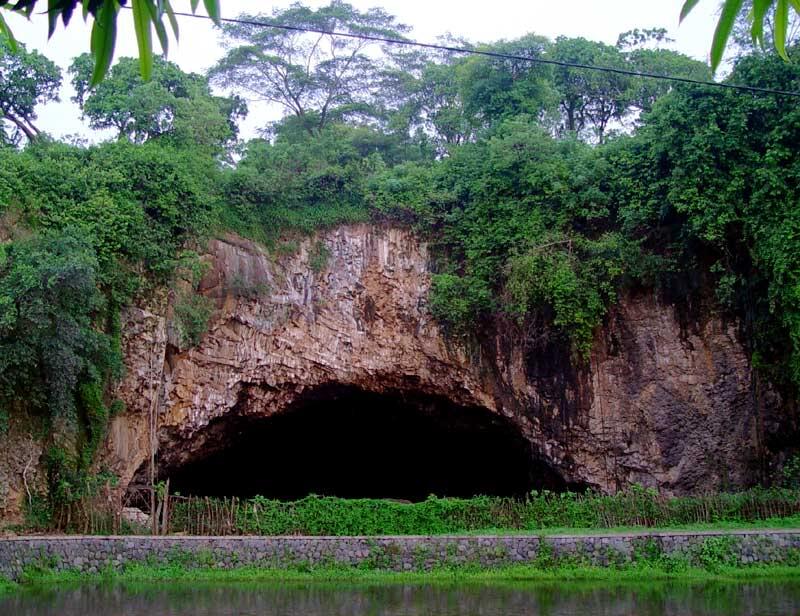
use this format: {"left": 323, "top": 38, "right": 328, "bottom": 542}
{"left": 3, "top": 580, "right": 800, "bottom": 616}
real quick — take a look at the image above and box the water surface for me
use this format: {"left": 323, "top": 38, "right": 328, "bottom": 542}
{"left": 3, "top": 580, "right": 800, "bottom": 615}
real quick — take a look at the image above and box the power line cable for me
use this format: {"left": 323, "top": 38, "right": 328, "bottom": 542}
{"left": 158, "top": 9, "right": 800, "bottom": 99}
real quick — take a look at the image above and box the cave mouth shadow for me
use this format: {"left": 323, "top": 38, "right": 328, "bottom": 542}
{"left": 163, "top": 384, "right": 567, "bottom": 502}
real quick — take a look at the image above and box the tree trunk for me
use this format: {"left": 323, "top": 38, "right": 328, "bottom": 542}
{"left": 2, "top": 110, "right": 40, "bottom": 142}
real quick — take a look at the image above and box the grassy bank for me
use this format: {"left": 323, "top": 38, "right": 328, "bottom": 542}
{"left": 4, "top": 560, "right": 800, "bottom": 595}
{"left": 163, "top": 489, "right": 800, "bottom": 536}
{"left": 0, "top": 577, "right": 16, "bottom": 594}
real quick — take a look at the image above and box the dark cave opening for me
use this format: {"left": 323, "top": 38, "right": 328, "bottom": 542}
{"left": 164, "top": 385, "right": 567, "bottom": 501}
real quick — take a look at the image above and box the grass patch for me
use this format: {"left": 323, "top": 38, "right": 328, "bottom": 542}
{"left": 0, "top": 577, "right": 18, "bottom": 595}
{"left": 12, "top": 560, "right": 800, "bottom": 590}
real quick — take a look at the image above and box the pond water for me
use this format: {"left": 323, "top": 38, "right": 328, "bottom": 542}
{"left": 3, "top": 580, "right": 800, "bottom": 615}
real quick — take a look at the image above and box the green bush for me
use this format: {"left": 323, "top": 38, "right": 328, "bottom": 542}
{"left": 167, "top": 488, "right": 800, "bottom": 536}
{"left": 429, "top": 273, "right": 493, "bottom": 335}
{"left": 174, "top": 292, "right": 214, "bottom": 348}
{"left": 0, "top": 230, "right": 115, "bottom": 423}
{"left": 309, "top": 241, "right": 331, "bottom": 273}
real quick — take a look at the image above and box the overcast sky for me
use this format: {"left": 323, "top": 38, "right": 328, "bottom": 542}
{"left": 6, "top": 0, "right": 720, "bottom": 141}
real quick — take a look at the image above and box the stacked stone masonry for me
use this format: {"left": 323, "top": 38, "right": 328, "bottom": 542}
{"left": 1, "top": 531, "right": 798, "bottom": 581}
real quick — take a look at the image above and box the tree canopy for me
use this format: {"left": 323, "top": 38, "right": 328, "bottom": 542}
{"left": 70, "top": 54, "right": 246, "bottom": 152}
{"left": 1, "top": 0, "right": 797, "bottom": 90}
{"left": 209, "top": 1, "right": 410, "bottom": 134}
{"left": 0, "top": 39, "right": 60, "bottom": 143}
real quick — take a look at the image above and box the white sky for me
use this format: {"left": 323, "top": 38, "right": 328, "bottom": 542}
{"left": 5, "top": 0, "right": 720, "bottom": 142}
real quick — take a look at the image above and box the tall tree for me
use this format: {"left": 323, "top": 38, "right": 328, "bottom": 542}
{"left": 617, "top": 29, "right": 711, "bottom": 115}
{"left": 412, "top": 60, "right": 478, "bottom": 149}
{"left": 549, "top": 37, "right": 630, "bottom": 143}
{"left": 209, "top": 1, "right": 410, "bottom": 134}
{"left": 456, "top": 34, "right": 553, "bottom": 129}
{"left": 0, "top": 39, "right": 60, "bottom": 143}
{"left": 385, "top": 35, "right": 553, "bottom": 154}
{"left": 70, "top": 54, "right": 246, "bottom": 151}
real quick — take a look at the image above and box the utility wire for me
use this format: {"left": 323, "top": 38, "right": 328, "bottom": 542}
{"left": 157, "top": 8, "right": 800, "bottom": 99}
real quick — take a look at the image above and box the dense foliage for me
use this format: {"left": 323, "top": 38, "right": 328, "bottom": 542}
{"left": 167, "top": 488, "right": 800, "bottom": 536}
{"left": 2, "top": 2, "right": 800, "bottom": 518}
{"left": 611, "top": 51, "right": 800, "bottom": 386}
{"left": 0, "top": 137, "right": 218, "bottom": 513}
{"left": 70, "top": 54, "right": 246, "bottom": 155}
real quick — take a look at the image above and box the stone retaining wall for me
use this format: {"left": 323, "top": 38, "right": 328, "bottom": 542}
{"left": 1, "top": 531, "right": 799, "bottom": 581}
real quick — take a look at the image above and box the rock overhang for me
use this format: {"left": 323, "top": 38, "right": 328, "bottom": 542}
{"left": 101, "top": 224, "right": 780, "bottom": 499}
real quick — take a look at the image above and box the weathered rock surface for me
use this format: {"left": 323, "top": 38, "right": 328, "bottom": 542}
{"left": 99, "top": 225, "right": 782, "bottom": 497}
{"left": 0, "top": 414, "right": 44, "bottom": 525}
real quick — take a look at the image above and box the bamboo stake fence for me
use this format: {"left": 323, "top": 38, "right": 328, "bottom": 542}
{"left": 39, "top": 484, "right": 800, "bottom": 536}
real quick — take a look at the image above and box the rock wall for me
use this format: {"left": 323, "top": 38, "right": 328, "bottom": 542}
{"left": 2, "top": 531, "right": 799, "bottom": 580}
{"left": 97, "top": 224, "right": 782, "bottom": 498}
{"left": 0, "top": 414, "right": 44, "bottom": 525}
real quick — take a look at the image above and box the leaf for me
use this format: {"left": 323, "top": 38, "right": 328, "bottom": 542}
{"left": 679, "top": 0, "right": 701, "bottom": 22}
{"left": 710, "top": 0, "right": 744, "bottom": 72}
{"left": 10, "top": 0, "right": 34, "bottom": 18}
{"left": 60, "top": 0, "right": 76, "bottom": 29}
{"left": 750, "top": 0, "right": 772, "bottom": 47}
{"left": 190, "top": 0, "right": 199, "bottom": 12}
{"left": 131, "top": 0, "right": 153, "bottom": 80}
{"left": 152, "top": 12, "right": 168, "bottom": 55}
{"left": 89, "top": 1, "right": 118, "bottom": 85}
{"left": 165, "top": 1, "right": 179, "bottom": 41}
{"left": 0, "top": 10, "right": 16, "bottom": 51}
{"left": 202, "top": 0, "right": 220, "bottom": 25}
{"left": 144, "top": 0, "right": 169, "bottom": 55}
{"left": 775, "top": 0, "right": 790, "bottom": 60}
{"left": 47, "top": 0, "right": 60, "bottom": 38}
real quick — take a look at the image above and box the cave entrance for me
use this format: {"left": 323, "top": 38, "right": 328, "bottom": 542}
{"left": 165, "top": 385, "right": 565, "bottom": 501}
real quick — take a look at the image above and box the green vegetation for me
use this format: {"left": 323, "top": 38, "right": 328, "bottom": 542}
{"left": 4, "top": 537, "right": 800, "bottom": 595}
{"left": 0, "top": 39, "right": 60, "bottom": 144}
{"left": 1, "top": 137, "right": 217, "bottom": 521}
{"left": 0, "top": 1, "right": 221, "bottom": 85}
{"left": 2, "top": 2, "right": 800, "bottom": 525}
{"left": 1, "top": 1, "right": 793, "bottom": 88}
{"left": 0, "top": 576, "right": 15, "bottom": 594}
{"left": 69, "top": 54, "right": 246, "bottom": 155}
{"left": 165, "top": 489, "right": 800, "bottom": 536}
{"left": 8, "top": 563, "right": 800, "bottom": 589}
{"left": 683, "top": 0, "right": 800, "bottom": 70}
{"left": 173, "top": 291, "right": 214, "bottom": 348}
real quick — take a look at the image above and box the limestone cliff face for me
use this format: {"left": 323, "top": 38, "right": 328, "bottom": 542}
{"left": 101, "top": 225, "right": 783, "bottom": 496}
